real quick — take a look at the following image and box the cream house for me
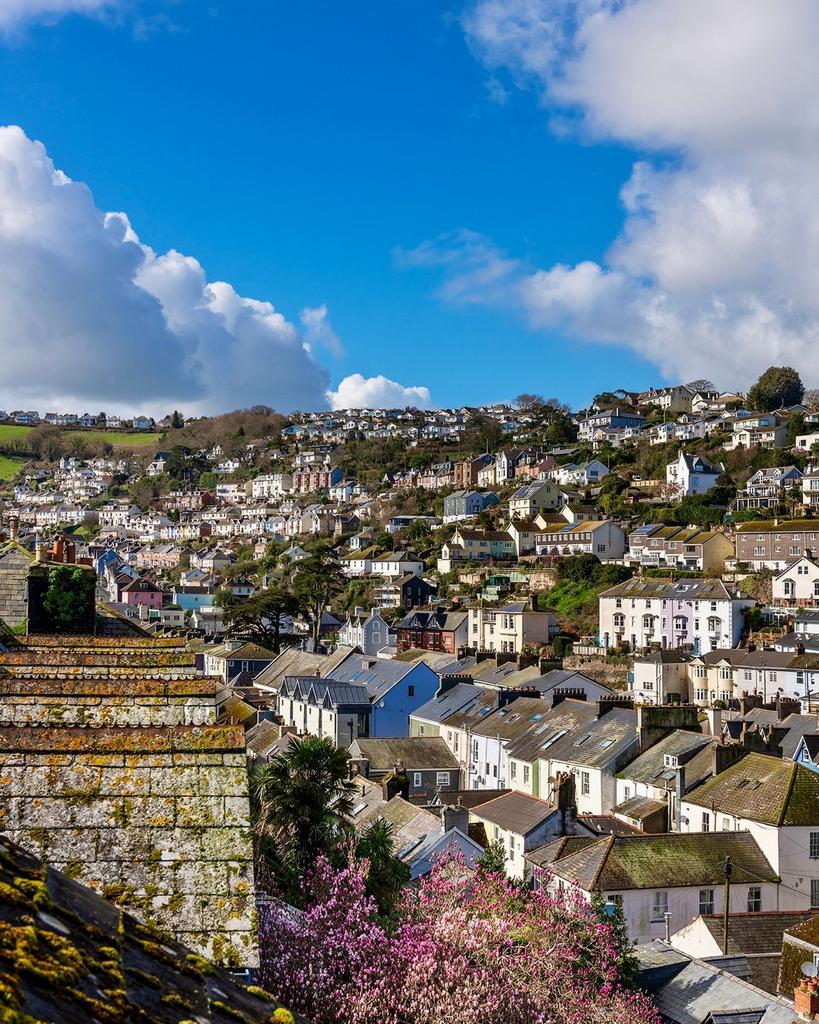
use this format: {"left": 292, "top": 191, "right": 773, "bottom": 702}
{"left": 467, "top": 598, "right": 557, "bottom": 654}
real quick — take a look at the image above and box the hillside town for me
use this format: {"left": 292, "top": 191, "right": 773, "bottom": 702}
{"left": 4, "top": 366, "right": 819, "bottom": 1020}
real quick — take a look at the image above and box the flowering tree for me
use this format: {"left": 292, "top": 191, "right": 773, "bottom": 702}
{"left": 258, "top": 856, "right": 659, "bottom": 1024}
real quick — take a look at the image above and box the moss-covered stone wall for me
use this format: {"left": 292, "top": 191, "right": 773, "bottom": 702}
{"left": 0, "top": 725, "right": 258, "bottom": 968}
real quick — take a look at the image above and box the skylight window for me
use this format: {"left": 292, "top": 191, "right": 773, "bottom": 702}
{"left": 351, "top": 802, "right": 367, "bottom": 816}
{"left": 541, "top": 729, "right": 568, "bottom": 750}
{"left": 479, "top": 706, "right": 492, "bottom": 716}
{"left": 529, "top": 713, "right": 543, "bottom": 722}
{"left": 574, "top": 734, "right": 591, "bottom": 746}
{"left": 398, "top": 835, "right": 426, "bottom": 859}
{"left": 599, "top": 739, "right": 615, "bottom": 749}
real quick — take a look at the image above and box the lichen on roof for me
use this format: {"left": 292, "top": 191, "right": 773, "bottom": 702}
{"left": 0, "top": 833, "right": 299, "bottom": 1024}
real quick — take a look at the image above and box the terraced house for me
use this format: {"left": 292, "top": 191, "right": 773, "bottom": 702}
{"left": 735, "top": 519, "right": 819, "bottom": 570}
{"left": 679, "top": 752, "right": 819, "bottom": 911}
{"left": 626, "top": 524, "right": 734, "bottom": 574}
{"left": 599, "top": 578, "right": 754, "bottom": 654}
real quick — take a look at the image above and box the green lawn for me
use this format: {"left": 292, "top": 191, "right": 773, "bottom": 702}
{"left": 0, "top": 424, "right": 32, "bottom": 443}
{"left": 0, "top": 456, "right": 23, "bottom": 481}
{"left": 0, "top": 423, "right": 163, "bottom": 451}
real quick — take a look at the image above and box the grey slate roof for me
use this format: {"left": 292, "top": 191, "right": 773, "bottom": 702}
{"left": 612, "top": 795, "right": 666, "bottom": 821}
{"left": 618, "top": 729, "right": 712, "bottom": 786}
{"left": 643, "top": 953, "right": 797, "bottom": 1024}
{"left": 410, "top": 681, "right": 479, "bottom": 726}
{"left": 470, "top": 790, "right": 556, "bottom": 836}
{"left": 349, "top": 736, "right": 459, "bottom": 771}
{"left": 328, "top": 653, "right": 425, "bottom": 697}
{"left": 506, "top": 698, "right": 599, "bottom": 764}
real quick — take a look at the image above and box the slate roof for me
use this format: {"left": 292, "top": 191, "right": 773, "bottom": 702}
{"left": 0, "top": 834, "right": 297, "bottom": 1024}
{"left": 612, "top": 795, "right": 666, "bottom": 821}
{"left": 280, "top": 675, "right": 372, "bottom": 708}
{"left": 350, "top": 736, "right": 459, "bottom": 771}
{"left": 724, "top": 711, "right": 817, "bottom": 759}
{"left": 531, "top": 706, "right": 639, "bottom": 770}
{"left": 470, "top": 696, "right": 553, "bottom": 741}
{"left": 253, "top": 644, "right": 356, "bottom": 693}
{"left": 641, "top": 951, "right": 797, "bottom": 1024}
{"left": 695, "top": 910, "right": 815, "bottom": 955}
{"left": 410, "top": 681, "right": 479, "bottom": 725}
{"left": 549, "top": 832, "right": 776, "bottom": 891}
{"left": 524, "top": 835, "right": 597, "bottom": 868}
{"left": 506, "top": 698, "right": 599, "bottom": 764}
{"left": 684, "top": 751, "right": 819, "bottom": 826}
{"left": 469, "top": 790, "right": 556, "bottom": 836}
{"left": 328, "top": 653, "right": 425, "bottom": 696}
{"left": 599, "top": 577, "right": 744, "bottom": 601}
{"left": 618, "top": 729, "right": 712, "bottom": 786}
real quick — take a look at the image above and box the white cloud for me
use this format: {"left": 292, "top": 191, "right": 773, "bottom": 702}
{"left": 327, "top": 374, "right": 433, "bottom": 411}
{"left": 447, "top": 0, "right": 819, "bottom": 388}
{"left": 0, "top": 125, "right": 331, "bottom": 414}
{"left": 0, "top": 0, "right": 125, "bottom": 32}
{"left": 300, "top": 304, "right": 343, "bottom": 358}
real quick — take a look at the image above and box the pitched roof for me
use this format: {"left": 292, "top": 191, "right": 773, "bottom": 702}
{"left": 600, "top": 577, "right": 743, "bottom": 601}
{"left": 350, "top": 736, "right": 459, "bottom": 771}
{"left": 618, "top": 729, "right": 712, "bottom": 786}
{"left": 469, "top": 790, "right": 556, "bottom": 836}
{"left": 0, "top": 834, "right": 295, "bottom": 1024}
{"left": 550, "top": 832, "right": 776, "bottom": 891}
{"left": 684, "top": 751, "right": 819, "bottom": 825}
{"left": 694, "top": 910, "right": 816, "bottom": 955}
{"left": 253, "top": 644, "right": 356, "bottom": 692}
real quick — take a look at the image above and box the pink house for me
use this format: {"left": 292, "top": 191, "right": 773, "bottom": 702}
{"left": 121, "top": 578, "right": 164, "bottom": 609}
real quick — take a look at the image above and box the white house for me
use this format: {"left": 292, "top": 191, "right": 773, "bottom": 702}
{"left": 337, "top": 607, "right": 390, "bottom": 656}
{"left": 540, "top": 832, "right": 780, "bottom": 945}
{"left": 666, "top": 452, "right": 724, "bottom": 498}
{"left": 599, "top": 577, "right": 754, "bottom": 655}
{"left": 679, "top": 752, "right": 819, "bottom": 910}
{"left": 772, "top": 556, "right": 819, "bottom": 607}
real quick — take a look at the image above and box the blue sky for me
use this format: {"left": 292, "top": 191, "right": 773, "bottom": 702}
{"left": 1, "top": 1, "right": 813, "bottom": 413}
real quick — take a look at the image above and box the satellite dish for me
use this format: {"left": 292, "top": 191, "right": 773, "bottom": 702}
{"left": 801, "top": 962, "right": 818, "bottom": 978}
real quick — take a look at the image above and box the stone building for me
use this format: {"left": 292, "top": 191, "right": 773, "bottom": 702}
{"left": 0, "top": 634, "right": 257, "bottom": 967}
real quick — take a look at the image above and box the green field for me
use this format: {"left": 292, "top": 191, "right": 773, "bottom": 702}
{"left": 0, "top": 424, "right": 33, "bottom": 443}
{"left": 0, "top": 456, "right": 23, "bottom": 481}
{"left": 0, "top": 423, "right": 163, "bottom": 451}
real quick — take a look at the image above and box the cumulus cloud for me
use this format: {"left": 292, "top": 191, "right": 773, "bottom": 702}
{"left": 327, "top": 374, "right": 433, "bottom": 411}
{"left": 300, "top": 304, "right": 343, "bottom": 358}
{"left": 0, "top": 0, "right": 125, "bottom": 32}
{"left": 0, "top": 125, "right": 332, "bottom": 414}
{"left": 444, "top": 0, "right": 819, "bottom": 388}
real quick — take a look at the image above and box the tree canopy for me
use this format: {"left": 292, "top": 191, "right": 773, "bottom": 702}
{"left": 747, "top": 365, "right": 805, "bottom": 411}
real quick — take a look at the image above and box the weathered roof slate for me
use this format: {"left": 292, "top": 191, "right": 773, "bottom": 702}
{"left": 0, "top": 834, "right": 296, "bottom": 1024}
{"left": 684, "top": 752, "right": 819, "bottom": 826}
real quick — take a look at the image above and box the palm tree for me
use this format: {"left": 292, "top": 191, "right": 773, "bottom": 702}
{"left": 355, "top": 818, "right": 410, "bottom": 917}
{"left": 250, "top": 735, "right": 356, "bottom": 894}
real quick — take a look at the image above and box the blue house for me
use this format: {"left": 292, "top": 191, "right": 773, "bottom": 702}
{"left": 793, "top": 734, "right": 819, "bottom": 774}
{"left": 328, "top": 654, "right": 441, "bottom": 737}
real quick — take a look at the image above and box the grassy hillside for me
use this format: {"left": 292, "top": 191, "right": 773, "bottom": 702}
{"left": 0, "top": 423, "right": 163, "bottom": 452}
{"left": 0, "top": 425, "right": 33, "bottom": 443}
{"left": 64, "top": 430, "right": 163, "bottom": 450}
{"left": 0, "top": 456, "right": 23, "bottom": 481}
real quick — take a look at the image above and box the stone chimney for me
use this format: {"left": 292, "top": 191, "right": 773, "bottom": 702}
{"left": 7, "top": 514, "right": 18, "bottom": 542}
{"left": 442, "top": 801, "right": 469, "bottom": 835}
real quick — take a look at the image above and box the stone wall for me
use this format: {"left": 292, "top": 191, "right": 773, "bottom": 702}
{"left": 0, "top": 544, "right": 31, "bottom": 629}
{"left": 0, "top": 678, "right": 222, "bottom": 728}
{"left": 0, "top": 724, "right": 257, "bottom": 967}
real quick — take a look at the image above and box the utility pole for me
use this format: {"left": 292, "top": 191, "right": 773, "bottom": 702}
{"left": 722, "top": 856, "right": 733, "bottom": 954}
